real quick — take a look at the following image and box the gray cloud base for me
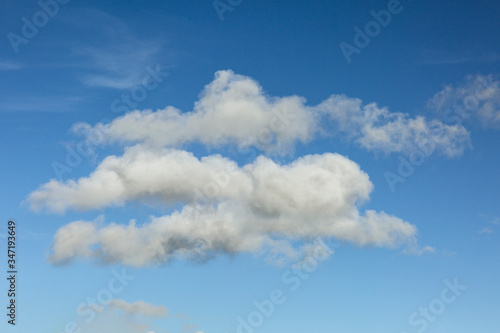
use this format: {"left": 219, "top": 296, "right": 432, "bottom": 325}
{"left": 31, "top": 147, "right": 419, "bottom": 266}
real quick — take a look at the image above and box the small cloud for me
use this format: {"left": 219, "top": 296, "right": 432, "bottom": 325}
{"left": 108, "top": 299, "right": 168, "bottom": 318}
{"left": 478, "top": 227, "right": 493, "bottom": 234}
{"left": 441, "top": 249, "right": 456, "bottom": 257}
{"left": 78, "top": 306, "right": 161, "bottom": 333}
{"left": 403, "top": 244, "right": 435, "bottom": 256}
{"left": 182, "top": 323, "right": 199, "bottom": 332}
{"left": 427, "top": 74, "right": 500, "bottom": 128}
{"left": 477, "top": 214, "right": 499, "bottom": 234}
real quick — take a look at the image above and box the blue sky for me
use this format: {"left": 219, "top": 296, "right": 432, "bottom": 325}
{"left": 1, "top": 0, "right": 500, "bottom": 332}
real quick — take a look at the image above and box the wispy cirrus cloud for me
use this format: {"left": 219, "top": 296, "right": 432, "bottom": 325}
{"left": 74, "top": 40, "right": 163, "bottom": 89}
{"left": 0, "top": 61, "right": 21, "bottom": 71}
{"left": 416, "top": 49, "right": 500, "bottom": 65}
{"left": 0, "top": 95, "right": 83, "bottom": 112}
{"left": 59, "top": 8, "right": 165, "bottom": 89}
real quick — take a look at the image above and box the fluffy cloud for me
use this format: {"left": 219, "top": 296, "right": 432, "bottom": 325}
{"left": 73, "top": 70, "right": 470, "bottom": 156}
{"left": 31, "top": 146, "right": 420, "bottom": 266}
{"left": 318, "top": 95, "right": 471, "bottom": 157}
{"left": 108, "top": 299, "right": 168, "bottom": 318}
{"left": 427, "top": 74, "right": 500, "bottom": 128}
{"left": 28, "top": 70, "right": 451, "bottom": 267}
{"left": 48, "top": 208, "right": 417, "bottom": 267}
{"left": 29, "top": 145, "right": 375, "bottom": 215}
{"left": 74, "top": 70, "right": 316, "bottom": 153}
{"left": 29, "top": 145, "right": 251, "bottom": 213}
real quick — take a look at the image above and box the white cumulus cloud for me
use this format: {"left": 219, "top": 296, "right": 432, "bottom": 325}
{"left": 318, "top": 95, "right": 471, "bottom": 157}
{"left": 73, "top": 70, "right": 470, "bottom": 156}
{"left": 27, "top": 70, "right": 447, "bottom": 267}
{"left": 30, "top": 146, "right": 422, "bottom": 266}
{"left": 74, "top": 70, "right": 316, "bottom": 153}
